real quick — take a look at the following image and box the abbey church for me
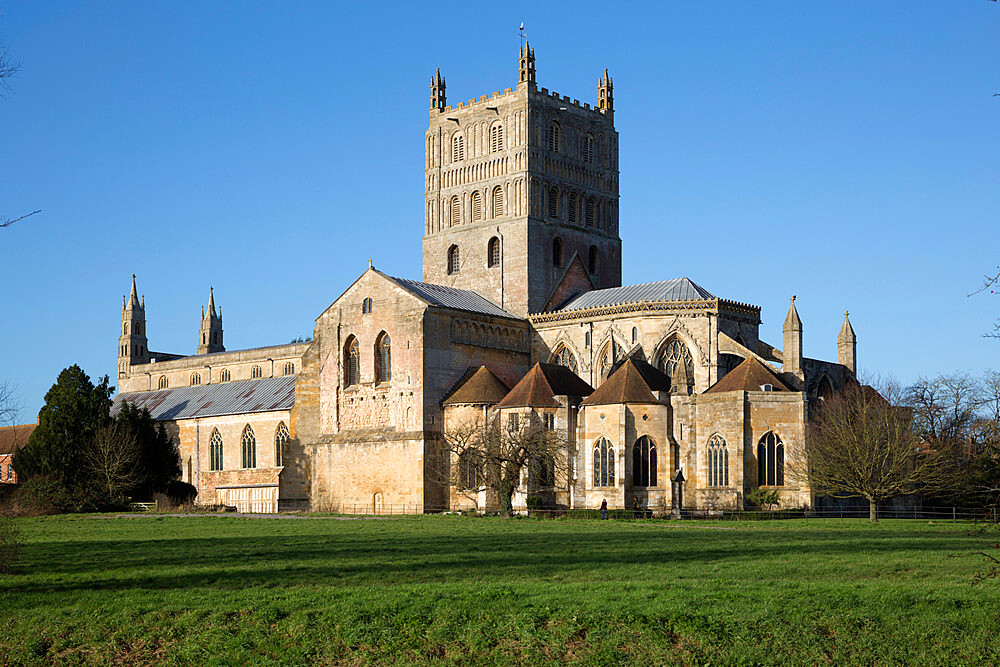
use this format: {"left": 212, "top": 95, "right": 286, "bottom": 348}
{"left": 113, "top": 45, "right": 858, "bottom": 514}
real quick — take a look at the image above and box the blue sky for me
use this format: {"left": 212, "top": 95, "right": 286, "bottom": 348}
{"left": 1, "top": 1, "right": 998, "bottom": 419}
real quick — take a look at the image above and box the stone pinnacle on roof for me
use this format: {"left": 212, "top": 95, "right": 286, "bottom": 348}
{"left": 838, "top": 310, "right": 856, "bottom": 343}
{"left": 128, "top": 274, "right": 141, "bottom": 309}
{"left": 783, "top": 295, "right": 802, "bottom": 331}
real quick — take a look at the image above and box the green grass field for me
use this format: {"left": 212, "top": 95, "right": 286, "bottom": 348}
{"left": 1, "top": 515, "right": 998, "bottom": 665}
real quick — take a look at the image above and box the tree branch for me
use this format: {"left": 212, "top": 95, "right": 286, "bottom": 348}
{"left": 0, "top": 210, "right": 40, "bottom": 229}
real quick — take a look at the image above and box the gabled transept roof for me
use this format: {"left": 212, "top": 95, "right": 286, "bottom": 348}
{"left": 555, "top": 277, "right": 716, "bottom": 312}
{"left": 704, "top": 356, "right": 790, "bottom": 394}
{"left": 496, "top": 363, "right": 594, "bottom": 408}
{"left": 442, "top": 366, "right": 510, "bottom": 406}
{"left": 580, "top": 358, "right": 671, "bottom": 406}
{"left": 390, "top": 276, "right": 516, "bottom": 319}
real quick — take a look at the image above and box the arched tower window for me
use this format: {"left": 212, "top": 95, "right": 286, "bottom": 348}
{"left": 362, "top": 297, "right": 373, "bottom": 314}
{"left": 471, "top": 191, "right": 483, "bottom": 221}
{"left": 757, "top": 432, "right": 784, "bottom": 487}
{"left": 584, "top": 133, "right": 595, "bottom": 163}
{"left": 447, "top": 245, "right": 460, "bottom": 275}
{"left": 450, "top": 196, "right": 461, "bottom": 227}
{"left": 568, "top": 192, "right": 578, "bottom": 223}
{"left": 656, "top": 338, "right": 694, "bottom": 383}
{"left": 274, "top": 421, "right": 289, "bottom": 467}
{"left": 488, "top": 237, "right": 501, "bottom": 267}
{"left": 548, "top": 186, "right": 559, "bottom": 218}
{"left": 158, "top": 376, "right": 168, "bottom": 390}
{"left": 209, "top": 429, "right": 223, "bottom": 471}
{"left": 220, "top": 368, "right": 231, "bottom": 382}
{"left": 547, "top": 122, "right": 560, "bottom": 152}
{"left": 708, "top": 435, "right": 729, "bottom": 487}
{"left": 632, "top": 436, "right": 657, "bottom": 488}
{"left": 375, "top": 332, "right": 391, "bottom": 384}
{"left": 588, "top": 246, "right": 599, "bottom": 275}
{"left": 632, "top": 327, "right": 638, "bottom": 344}
{"left": 552, "top": 238, "right": 563, "bottom": 267}
{"left": 490, "top": 123, "right": 504, "bottom": 152}
{"left": 344, "top": 336, "right": 360, "bottom": 386}
{"left": 491, "top": 186, "right": 504, "bottom": 217}
{"left": 552, "top": 345, "right": 578, "bottom": 373}
{"left": 251, "top": 365, "right": 262, "bottom": 379}
{"left": 190, "top": 372, "right": 201, "bottom": 386}
{"left": 585, "top": 197, "right": 595, "bottom": 227}
{"left": 241, "top": 424, "right": 257, "bottom": 469}
{"left": 283, "top": 362, "right": 295, "bottom": 375}
{"left": 452, "top": 133, "right": 464, "bottom": 162}
{"left": 593, "top": 438, "right": 615, "bottom": 487}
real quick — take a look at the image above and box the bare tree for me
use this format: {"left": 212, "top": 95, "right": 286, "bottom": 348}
{"left": 440, "top": 413, "right": 568, "bottom": 516}
{"left": 0, "top": 380, "right": 22, "bottom": 430}
{"left": 0, "top": 30, "right": 39, "bottom": 229}
{"left": 793, "top": 382, "right": 954, "bottom": 522}
{"left": 87, "top": 423, "right": 142, "bottom": 502}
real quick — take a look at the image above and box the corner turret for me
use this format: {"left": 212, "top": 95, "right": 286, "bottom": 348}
{"left": 782, "top": 296, "right": 803, "bottom": 381}
{"left": 598, "top": 68, "right": 613, "bottom": 113}
{"left": 838, "top": 311, "right": 857, "bottom": 374}
{"left": 197, "top": 287, "right": 225, "bottom": 355}
{"left": 118, "top": 274, "right": 149, "bottom": 377}
{"left": 518, "top": 42, "right": 536, "bottom": 86}
{"left": 430, "top": 68, "right": 446, "bottom": 111}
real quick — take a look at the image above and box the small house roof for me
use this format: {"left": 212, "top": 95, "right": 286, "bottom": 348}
{"left": 496, "top": 363, "right": 594, "bottom": 408}
{"left": 704, "top": 356, "right": 790, "bottom": 394}
{"left": 581, "top": 358, "right": 671, "bottom": 406}
{"left": 442, "top": 366, "right": 510, "bottom": 406}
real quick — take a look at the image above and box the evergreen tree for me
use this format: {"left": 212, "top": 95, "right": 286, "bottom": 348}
{"left": 113, "top": 402, "right": 180, "bottom": 499}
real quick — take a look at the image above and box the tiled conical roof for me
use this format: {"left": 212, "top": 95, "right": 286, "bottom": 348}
{"left": 581, "top": 358, "right": 671, "bottom": 406}
{"left": 496, "top": 363, "right": 594, "bottom": 408}
{"left": 704, "top": 356, "right": 790, "bottom": 394}
{"left": 441, "top": 366, "right": 510, "bottom": 406}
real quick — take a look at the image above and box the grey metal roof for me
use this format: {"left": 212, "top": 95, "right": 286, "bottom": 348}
{"left": 557, "top": 278, "right": 716, "bottom": 312}
{"left": 112, "top": 376, "right": 295, "bottom": 421}
{"left": 390, "top": 277, "right": 516, "bottom": 318}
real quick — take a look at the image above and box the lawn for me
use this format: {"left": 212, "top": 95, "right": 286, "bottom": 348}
{"left": 1, "top": 515, "right": 998, "bottom": 665}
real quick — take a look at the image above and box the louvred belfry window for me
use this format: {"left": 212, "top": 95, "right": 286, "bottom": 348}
{"left": 471, "top": 191, "right": 482, "bottom": 221}
{"left": 492, "top": 186, "right": 504, "bottom": 217}
{"left": 548, "top": 187, "right": 559, "bottom": 218}
{"left": 452, "top": 133, "right": 464, "bottom": 162}
{"left": 490, "top": 123, "right": 504, "bottom": 152}
{"left": 450, "top": 196, "right": 461, "bottom": 226}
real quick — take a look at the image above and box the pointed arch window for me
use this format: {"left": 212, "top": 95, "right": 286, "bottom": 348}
{"left": 817, "top": 375, "right": 834, "bottom": 400}
{"left": 490, "top": 123, "right": 504, "bottom": 152}
{"left": 632, "top": 327, "right": 638, "bottom": 344}
{"left": 585, "top": 197, "right": 595, "bottom": 227}
{"left": 450, "top": 196, "right": 461, "bottom": 227}
{"left": 487, "top": 237, "right": 501, "bottom": 267}
{"left": 447, "top": 245, "right": 460, "bottom": 275}
{"left": 548, "top": 186, "right": 559, "bottom": 219}
{"left": 158, "top": 376, "right": 168, "bottom": 390}
{"left": 568, "top": 192, "right": 578, "bottom": 223}
{"left": 362, "top": 297, "right": 373, "bottom": 314}
{"left": 345, "top": 336, "right": 360, "bottom": 386}
{"left": 275, "top": 421, "right": 289, "bottom": 467}
{"left": 491, "top": 186, "right": 504, "bottom": 218}
{"left": 757, "top": 432, "right": 784, "bottom": 486}
{"left": 190, "top": 372, "right": 201, "bottom": 386}
{"left": 632, "top": 436, "right": 657, "bottom": 487}
{"left": 283, "top": 362, "right": 295, "bottom": 375}
{"left": 459, "top": 451, "right": 482, "bottom": 490}
{"left": 471, "top": 191, "right": 483, "bottom": 221}
{"left": 708, "top": 435, "right": 729, "bottom": 487}
{"left": 656, "top": 339, "right": 694, "bottom": 382}
{"left": 251, "top": 365, "right": 262, "bottom": 379}
{"left": 241, "top": 425, "right": 257, "bottom": 469}
{"left": 375, "top": 332, "right": 391, "bottom": 384}
{"left": 598, "top": 339, "right": 625, "bottom": 382}
{"left": 452, "top": 133, "right": 465, "bottom": 162}
{"left": 209, "top": 429, "right": 223, "bottom": 471}
{"left": 593, "top": 438, "right": 615, "bottom": 487}
{"left": 552, "top": 345, "right": 578, "bottom": 373}
{"left": 220, "top": 368, "right": 231, "bottom": 382}
{"left": 547, "top": 122, "right": 560, "bottom": 153}
{"left": 552, "top": 237, "right": 563, "bottom": 267}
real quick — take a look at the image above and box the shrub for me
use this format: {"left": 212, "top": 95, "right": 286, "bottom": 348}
{"left": 0, "top": 517, "right": 22, "bottom": 573}
{"left": 746, "top": 487, "right": 781, "bottom": 511}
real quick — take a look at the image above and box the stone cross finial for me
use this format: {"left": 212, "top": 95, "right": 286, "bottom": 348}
{"left": 368, "top": 258, "right": 373, "bottom": 269}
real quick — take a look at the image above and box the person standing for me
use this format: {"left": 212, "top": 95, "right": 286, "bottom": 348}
{"left": 600, "top": 498, "right": 608, "bottom": 520}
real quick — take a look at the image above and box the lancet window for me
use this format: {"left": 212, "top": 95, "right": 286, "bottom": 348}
{"left": 708, "top": 435, "right": 728, "bottom": 487}
{"left": 632, "top": 436, "right": 657, "bottom": 488}
{"left": 593, "top": 438, "right": 615, "bottom": 487}
{"left": 757, "top": 431, "right": 784, "bottom": 486}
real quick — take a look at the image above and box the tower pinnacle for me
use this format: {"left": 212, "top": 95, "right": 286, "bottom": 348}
{"left": 430, "top": 68, "right": 446, "bottom": 111}
{"left": 598, "top": 68, "right": 613, "bottom": 112}
{"left": 518, "top": 41, "right": 535, "bottom": 85}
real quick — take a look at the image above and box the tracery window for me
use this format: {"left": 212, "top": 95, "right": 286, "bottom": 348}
{"left": 593, "top": 438, "right": 615, "bottom": 487}
{"left": 471, "top": 191, "right": 483, "bottom": 221}
{"left": 757, "top": 431, "right": 784, "bottom": 486}
{"left": 584, "top": 133, "right": 595, "bottom": 163}
{"left": 548, "top": 186, "right": 559, "bottom": 218}
{"left": 375, "top": 332, "right": 391, "bottom": 383}
{"left": 251, "top": 365, "right": 262, "bottom": 379}
{"left": 491, "top": 186, "right": 504, "bottom": 217}
{"left": 568, "top": 192, "right": 578, "bottom": 223}
{"left": 552, "top": 237, "right": 563, "bottom": 267}
{"left": 459, "top": 451, "right": 482, "bottom": 490}
{"left": 209, "top": 429, "right": 223, "bottom": 471}
{"left": 552, "top": 345, "right": 578, "bottom": 373}
{"left": 190, "top": 372, "right": 201, "bottom": 386}
{"left": 158, "top": 376, "right": 168, "bottom": 390}
{"left": 656, "top": 339, "right": 694, "bottom": 382}
{"left": 452, "top": 133, "right": 464, "bottom": 162}
{"left": 283, "top": 362, "right": 294, "bottom": 375}
{"left": 220, "top": 369, "right": 231, "bottom": 382}
{"left": 598, "top": 339, "right": 625, "bottom": 382}
{"left": 274, "top": 421, "right": 289, "bottom": 467}
{"left": 488, "top": 237, "right": 501, "bottom": 267}
{"left": 450, "top": 196, "right": 461, "bottom": 226}
{"left": 447, "top": 245, "right": 460, "bottom": 274}
{"left": 345, "top": 337, "right": 360, "bottom": 386}
{"left": 547, "top": 122, "right": 560, "bottom": 153}
{"left": 241, "top": 424, "right": 257, "bottom": 469}
{"left": 708, "top": 435, "right": 728, "bottom": 487}
{"left": 632, "top": 436, "right": 657, "bottom": 488}
{"left": 362, "top": 297, "right": 373, "bottom": 314}
{"left": 490, "top": 123, "right": 504, "bottom": 152}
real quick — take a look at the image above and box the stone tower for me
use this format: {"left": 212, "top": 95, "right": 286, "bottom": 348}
{"left": 782, "top": 296, "right": 803, "bottom": 382}
{"left": 118, "top": 274, "right": 149, "bottom": 377}
{"left": 838, "top": 311, "right": 856, "bottom": 374}
{"left": 422, "top": 44, "right": 621, "bottom": 316}
{"left": 197, "top": 287, "right": 225, "bottom": 355}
